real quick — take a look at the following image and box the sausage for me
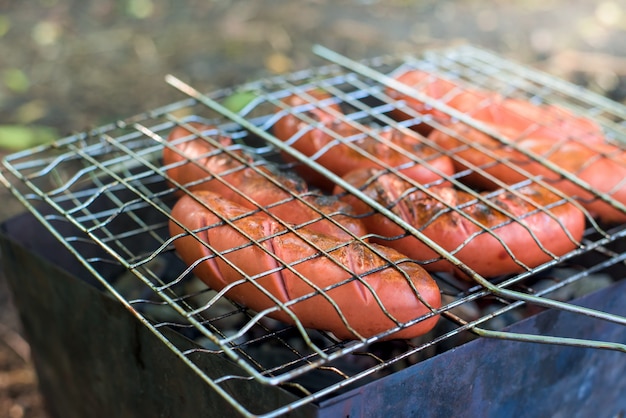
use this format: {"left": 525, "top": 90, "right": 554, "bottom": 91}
{"left": 168, "top": 190, "right": 441, "bottom": 340}
{"left": 388, "top": 69, "right": 606, "bottom": 141}
{"left": 387, "top": 69, "right": 626, "bottom": 224}
{"left": 162, "top": 122, "right": 251, "bottom": 198}
{"left": 163, "top": 122, "right": 368, "bottom": 240}
{"left": 335, "top": 168, "right": 586, "bottom": 278}
{"left": 427, "top": 98, "right": 626, "bottom": 224}
{"left": 272, "top": 90, "right": 455, "bottom": 190}
{"left": 385, "top": 69, "right": 493, "bottom": 134}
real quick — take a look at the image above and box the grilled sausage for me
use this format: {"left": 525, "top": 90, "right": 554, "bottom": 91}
{"left": 386, "top": 69, "right": 493, "bottom": 134}
{"left": 387, "top": 69, "right": 626, "bottom": 224}
{"left": 168, "top": 190, "right": 441, "bottom": 340}
{"left": 272, "top": 90, "right": 455, "bottom": 190}
{"left": 335, "top": 168, "right": 586, "bottom": 278}
{"left": 387, "top": 69, "right": 606, "bottom": 141}
{"left": 427, "top": 98, "right": 626, "bottom": 224}
{"left": 163, "top": 123, "right": 368, "bottom": 240}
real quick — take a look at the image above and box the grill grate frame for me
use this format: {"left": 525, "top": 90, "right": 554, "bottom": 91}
{"left": 2, "top": 44, "right": 626, "bottom": 417}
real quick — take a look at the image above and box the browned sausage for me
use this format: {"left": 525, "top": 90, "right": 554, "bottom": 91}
{"left": 427, "top": 98, "right": 626, "bottom": 224}
{"left": 387, "top": 69, "right": 626, "bottom": 224}
{"left": 168, "top": 190, "right": 441, "bottom": 340}
{"left": 335, "top": 168, "right": 586, "bottom": 278}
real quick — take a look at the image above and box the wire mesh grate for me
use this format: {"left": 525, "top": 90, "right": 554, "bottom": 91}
{"left": 1, "top": 44, "right": 626, "bottom": 417}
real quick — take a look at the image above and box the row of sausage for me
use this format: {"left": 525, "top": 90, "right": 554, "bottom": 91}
{"left": 164, "top": 69, "right": 625, "bottom": 340}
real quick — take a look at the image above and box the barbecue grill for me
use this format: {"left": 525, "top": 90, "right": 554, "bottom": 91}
{"left": 1, "top": 44, "right": 626, "bottom": 418}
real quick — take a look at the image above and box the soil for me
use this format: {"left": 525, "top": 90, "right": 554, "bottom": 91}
{"left": 0, "top": 1, "right": 625, "bottom": 416}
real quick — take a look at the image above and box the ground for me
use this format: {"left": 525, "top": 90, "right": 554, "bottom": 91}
{"left": 0, "top": 1, "right": 625, "bottom": 416}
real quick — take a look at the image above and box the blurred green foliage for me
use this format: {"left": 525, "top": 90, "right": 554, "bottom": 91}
{"left": 0, "top": 125, "right": 57, "bottom": 151}
{"left": 3, "top": 69, "right": 29, "bottom": 93}
{"left": 222, "top": 91, "right": 260, "bottom": 114}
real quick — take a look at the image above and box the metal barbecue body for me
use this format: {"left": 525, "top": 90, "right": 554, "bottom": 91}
{"left": 1, "top": 45, "right": 626, "bottom": 417}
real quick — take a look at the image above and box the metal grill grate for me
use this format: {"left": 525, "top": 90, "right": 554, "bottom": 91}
{"left": 2, "top": 44, "right": 626, "bottom": 417}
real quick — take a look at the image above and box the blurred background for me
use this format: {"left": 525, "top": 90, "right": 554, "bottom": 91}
{"left": 0, "top": 1, "right": 625, "bottom": 416}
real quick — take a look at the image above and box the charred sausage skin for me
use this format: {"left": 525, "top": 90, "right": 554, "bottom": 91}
{"left": 335, "top": 168, "right": 586, "bottom": 278}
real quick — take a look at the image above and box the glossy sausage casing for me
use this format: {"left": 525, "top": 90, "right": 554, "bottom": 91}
{"left": 272, "top": 90, "right": 455, "bottom": 190}
{"left": 428, "top": 98, "right": 626, "bottom": 224}
{"left": 336, "top": 168, "right": 585, "bottom": 278}
{"left": 163, "top": 122, "right": 368, "bottom": 240}
{"left": 386, "top": 69, "right": 493, "bottom": 134}
{"left": 169, "top": 191, "right": 441, "bottom": 340}
{"left": 387, "top": 69, "right": 626, "bottom": 224}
